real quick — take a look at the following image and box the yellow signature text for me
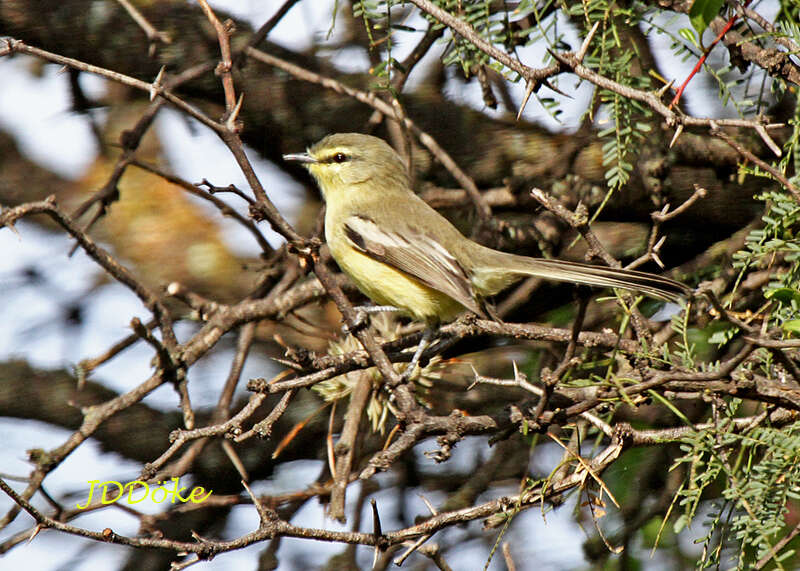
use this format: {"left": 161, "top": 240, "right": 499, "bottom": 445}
{"left": 76, "top": 478, "right": 212, "bottom": 509}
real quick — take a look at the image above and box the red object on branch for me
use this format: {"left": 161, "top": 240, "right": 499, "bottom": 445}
{"left": 670, "top": 2, "right": 750, "bottom": 108}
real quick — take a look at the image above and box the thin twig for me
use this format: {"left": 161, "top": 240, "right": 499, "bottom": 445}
{"left": 330, "top": 375, "right": 371, "bottom": 521}
{"left": 711, "top": 125, "right": 800, "bottom": 203}
{"left": 131, "top": 159, "right": 273, "bottom": 253}
{"left": 115, "top": 0, "right": 172, "bottom": 47}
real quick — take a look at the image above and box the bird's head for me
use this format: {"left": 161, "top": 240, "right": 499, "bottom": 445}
{"left": 283, "top": 133, "right": 410, "bottom": 201}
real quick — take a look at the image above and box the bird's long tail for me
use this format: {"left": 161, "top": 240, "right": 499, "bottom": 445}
{"left": 473, "top": 249, "right": 691, "bottom": 303}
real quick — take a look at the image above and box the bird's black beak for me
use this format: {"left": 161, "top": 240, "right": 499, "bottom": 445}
{"left": 282, "top": 152, "right": 318, "bottom": 164}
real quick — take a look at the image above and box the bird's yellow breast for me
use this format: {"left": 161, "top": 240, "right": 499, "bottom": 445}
{"left": 326, "top": 227, "right": 463, "bottom": 323}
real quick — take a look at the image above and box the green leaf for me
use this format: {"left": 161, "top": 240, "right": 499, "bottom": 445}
{"left": 777, "top": 549, "right": 796, "bottom": 562}
{"left": 390, "top": 24, "right": 417, "bottom": 32}
{"left": 707, "top": 324, "right": 739, "bottom": 347}
{"left": 782, "top": 320, "right": 800, "bottom": 335}
{"left": 678, "top": 27, "right": 700, "bottom": 49}
{"left": 674, "top": 513, "right": 688, "bottom": 533}
{"left": 689, "top": 0, "right": 725, "bottom": 34}
{"left": 765, "top": 287, "right": 800, "bottom": 304}
{"left": 371, "top": 60, "right": 388, "bottom": 76}
{"left": 649, "top": 390, "right": 693, "bottom": 426}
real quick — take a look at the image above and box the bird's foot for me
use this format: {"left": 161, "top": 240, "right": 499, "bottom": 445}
{"left": 400, "top": 328, "right": 435, "bottom": 382}
{"left": 342, "top": 305, "right": 400, "bottom": 335}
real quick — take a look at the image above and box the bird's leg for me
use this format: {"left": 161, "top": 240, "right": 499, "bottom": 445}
{"left": 356, "top": 305, "right": 401, "bottom": 314}
{"left": 401, "top": 327, "right": 434, "bottom": 381}
{"left": 343, "top": 305, "right": 400, "bottom": 334}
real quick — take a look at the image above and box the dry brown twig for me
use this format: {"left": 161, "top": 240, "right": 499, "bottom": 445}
{"left": 626, "top": 185, "right": 708, "bottom": 271}
{"left": 114, "top": 0, "right": 172, "bottom": 50}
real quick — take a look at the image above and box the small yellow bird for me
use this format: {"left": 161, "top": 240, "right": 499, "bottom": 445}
{"left": 285, "top": 133, "right": 689, "bottom": 374}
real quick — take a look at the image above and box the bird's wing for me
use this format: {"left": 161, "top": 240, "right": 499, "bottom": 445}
{"left": 343, "top": 215, "right": 488, "bottom": 317}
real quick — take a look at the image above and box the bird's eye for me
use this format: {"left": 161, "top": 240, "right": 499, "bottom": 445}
{"left": 332, "top": 152, "right": 348, "bottom": 163}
